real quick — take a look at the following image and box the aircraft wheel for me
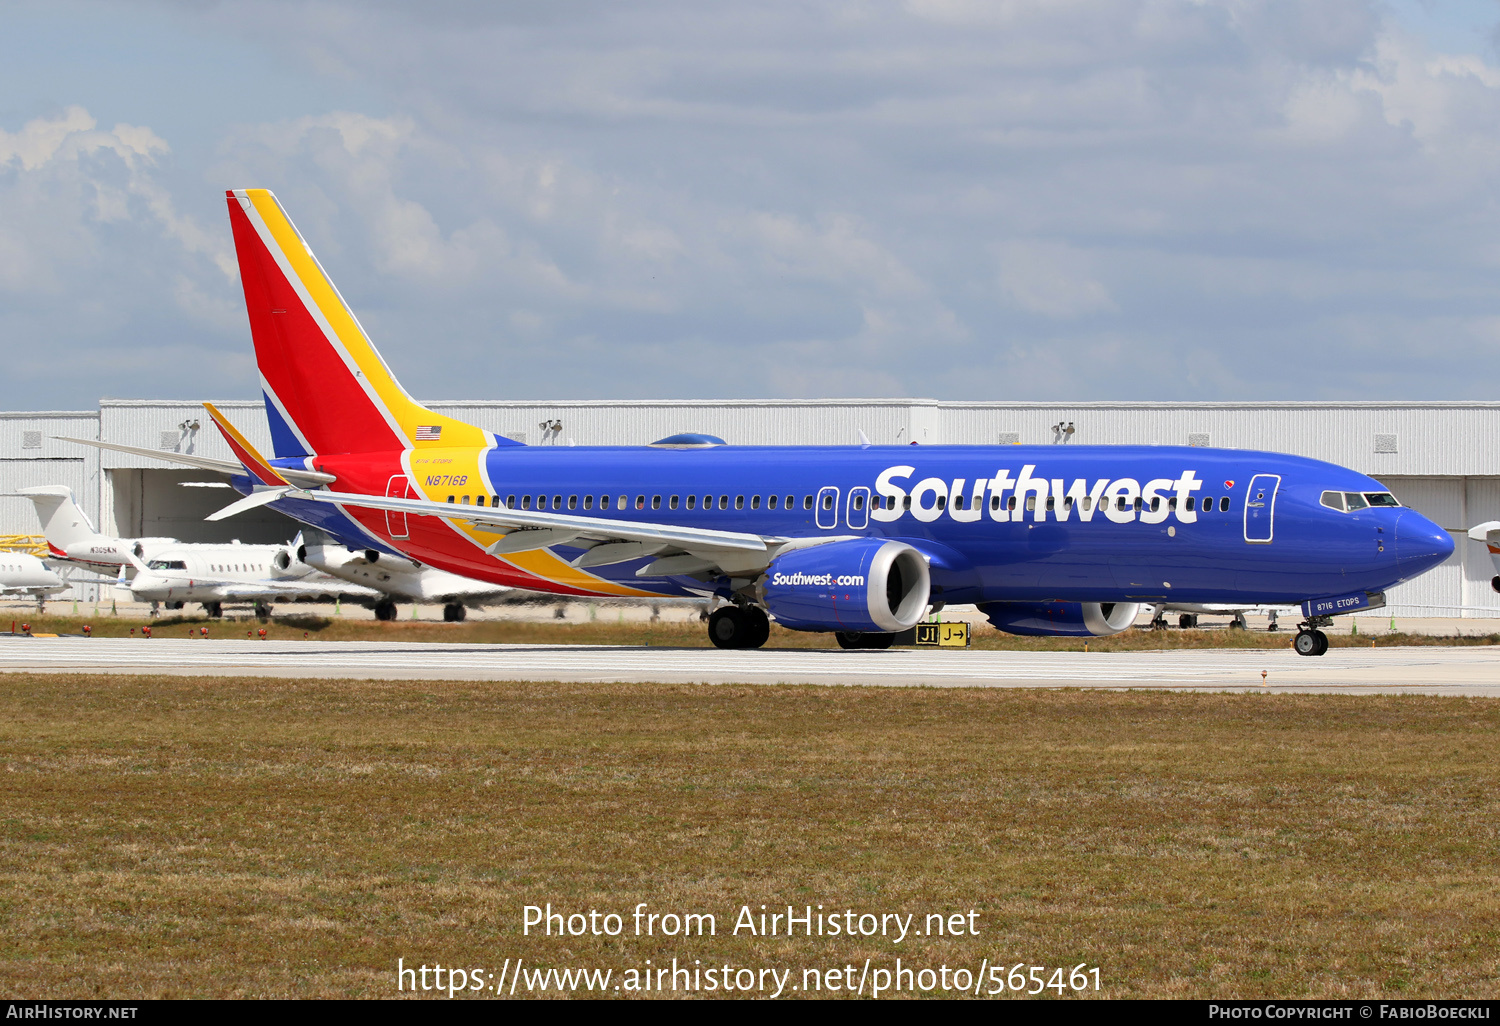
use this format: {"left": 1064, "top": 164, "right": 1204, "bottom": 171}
{"left": 443, "top": 602, "right": 467, "bottom": 622}
{"left": 254, "top": 602, "right": 272, "bottom": 623}
{"left": 1294, "top": 629, "right": 1328, "bottom": 657}
{"left": 708, "top": 607, "right": 746, "bottom": 649}
{"left": 741, "top": 607, "right": 770, "bottom": 649}
{"left": 1178, "top": 613, "right": 1196, "bottom": 629}
{"left": 205, "top": 602, "right": 223, "bottom": 619}
{"left": 1493, "top": 575, "right": 1500, "bottom": 594}
{"left": 373, "top": 601, "right": 397, "bottom": 622}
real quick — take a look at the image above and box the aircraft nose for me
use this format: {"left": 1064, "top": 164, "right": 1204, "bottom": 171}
{"left": 1396, "top": 511, "right": 1454, "bottom": 579}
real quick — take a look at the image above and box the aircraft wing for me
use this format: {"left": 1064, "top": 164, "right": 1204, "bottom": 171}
{"left": 290, "top": 488, "right": 836, "bottom": 577}
{"left": 54, "top": 436, "right": 335, "bottom": 488}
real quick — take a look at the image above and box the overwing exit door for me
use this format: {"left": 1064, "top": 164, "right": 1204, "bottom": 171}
{"left": 1243, "top": 474, "right": 1280, "bottom": 544}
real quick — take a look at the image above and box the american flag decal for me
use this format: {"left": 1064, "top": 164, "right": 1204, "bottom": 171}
{"left": 415, "top": 425, "right": 442, "bottom": 441}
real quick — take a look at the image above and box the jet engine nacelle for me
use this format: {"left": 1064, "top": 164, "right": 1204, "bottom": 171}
{"left": 980, "top": 600, "right": 1141, "bottom": 637}
{"left": 761, "top": 538, "right": 930, "bottom": 633}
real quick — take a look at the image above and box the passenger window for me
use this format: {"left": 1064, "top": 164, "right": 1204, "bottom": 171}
{"left": 1116, "top": 497, "right": 1126, "bottom": 511}
{"left": 669, "top": 495, "right": 679, "bottom": 510}
{"left": 568, "top": 495, "right": 578, "bottom": 510}
{"left": 537, "top": 496, "right": 548, "bottom": 510}
{"left": 991, "top": 495, "right": 1001, "bottom": 511}
{"left": 652, "top": 495, "right": 662, "bottom": 510}
{"left": 554, "top": 495, "right": 562, "bottom": 509}
{"left": 1365, "top": 492, "right": 1400, "bottom": 507}
{"left": 1185, "top": 497, "right": 1195, "bottom": 512}
{"left": 617, "top": 495, "right": 627, "bottom": 509}
{"left": 1025, "top": 496, "right": 1034, "bottom": 512}
{"left": 804, "top": 495, "right": 813, "bottom": 510}
{"left": 821, "top": 494, "right": 833, "bottom": 510}
{"left": 686, "top": 495, "right": 696, "bottom": 510}
{"left": 903, "top": 496, "right": 912, "bottom": 510}
{"left": 521, "top": 496, "right": 532, "bottom": 510}
{"left": 1008, "top": 496, "right": 1018, "bottom": 511}
{"left": 584, "top": 495, "right": 593, "bottom": 510}
{"left": 751, "top": 496, "right": 760, "bottom": 510}
{"left": 636, "top": 495, "right": 646, "bottom": 510}
{"left": 1219, "top": 497, "right": 1230, "bottom": 512}
{"left": 786, "top": 495, "right": 794, "bottom": 509}
{"left": 1167, "top": 497, "right": 1176, "bottom": 510}
{"left": 506, "top": 495, "right": 516, "bottom": 508}
{"left": 937, "top": 494, "right": 947, "bottom": 510}
{"left": 1046, "top": 497, "right": 1056, "bottom": 511}
{"left": 706, "top": 495, "right": 715, "bottom": 509}
{"left": 736, "top": 496, "right": 745, "bottom": 510}
{"left": 1150, "top": 496, "right": 1159, "bottom": 512}
{"left": 1134, "top": 497, "right": 1143, "bottom": 511}
{"left": 768, "top": 495, "right": 778, "bottom": 509}
{"left": 1082, "top": 497, "right": 1091, "bottom": 511}
{"left": 1320, "top": 491, "right": 1345, "bottom": 512}
{"left": 1344, "top": 492, "right": 1368, "bottom": 511}
{"left": 852, "top": 494, "right": 864, "bottom": 511}
{"left": 461, "top": 495, "right": 470, "bottom": 505}
{"left": 1063, "top": 496, "right": 1073, "bottom": 508}
{"left": 447, "top": 495, "right": 455, "bottom": 503}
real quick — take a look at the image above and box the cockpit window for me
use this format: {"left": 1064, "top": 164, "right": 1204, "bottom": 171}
{"left": 1320, "top": 490, "right": 1346, "bottom": 512}
{"left": 1364, "top": 492, "right": 1400, "bottom": 507}
{"left": 147, "top": 559, "right": 187, "bottom": 570}
{"left": 1343, "top": 492, "right": 1369, "bottom": 511}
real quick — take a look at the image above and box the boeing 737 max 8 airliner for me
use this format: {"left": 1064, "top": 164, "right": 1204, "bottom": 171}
{"left": 69, "top": 190, "right": 1456, "bottom": 656}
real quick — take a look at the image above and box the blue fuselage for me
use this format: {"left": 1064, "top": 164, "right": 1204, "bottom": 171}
{"left": 251, "top": 443, "right": 1454, "bottom": 608}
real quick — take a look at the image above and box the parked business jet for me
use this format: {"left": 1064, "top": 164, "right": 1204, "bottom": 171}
{"left": 118, "top": 546, "right": 380, "bottom": 620}
{"left": 18, "top": 485, "right": 178, "bottom": 573}
{"left": 291, "top": 527, "right": 510, "bottom": 621}
{"left": 67, "top": 190, "right": 1457, "bottom": 655}
{"left": 0, "top": 552, "right": 66, "bottom": 609}
{"left": 17, "top": 485, "right": 374, "bottom": 618}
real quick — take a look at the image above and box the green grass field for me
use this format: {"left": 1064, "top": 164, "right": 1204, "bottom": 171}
{"left": 2, "top": 673, "right": 1497, "bottom": 998}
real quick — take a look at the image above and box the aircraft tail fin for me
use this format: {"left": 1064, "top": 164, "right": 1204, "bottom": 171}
{"left": 15, "top": 486, "right": 101, "bottom": 556}
{"left": 224, "top": 189, "right": 515, "bottom": 457}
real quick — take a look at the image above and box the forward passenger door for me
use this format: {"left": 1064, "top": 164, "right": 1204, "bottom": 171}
{"left": 1243, "top": 474, "right": 1280, "bottom": 544}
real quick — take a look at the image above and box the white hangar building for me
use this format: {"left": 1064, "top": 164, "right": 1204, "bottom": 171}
{"left": 2, "top": 398, "right": 1497, "bottom": 616}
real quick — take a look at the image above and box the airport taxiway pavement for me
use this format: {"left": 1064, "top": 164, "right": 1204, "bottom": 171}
{"left": 2, "top": 637, "right": 1499, "bottom": 694}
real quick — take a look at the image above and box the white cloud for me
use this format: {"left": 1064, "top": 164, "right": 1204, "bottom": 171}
{"left": 10, "top": 1, "right": 1500, "bottom": 405}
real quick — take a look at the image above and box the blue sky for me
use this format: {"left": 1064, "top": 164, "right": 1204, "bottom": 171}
{"left": 3, "top": 0, "right": 1500, "bottom": 408}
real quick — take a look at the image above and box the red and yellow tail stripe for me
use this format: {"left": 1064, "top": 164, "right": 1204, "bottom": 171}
{"left": 226, "top": 189, "right": 492, "bottom": 457}
{"left": 204, "top": 402, "right": 289, "bottom": 486}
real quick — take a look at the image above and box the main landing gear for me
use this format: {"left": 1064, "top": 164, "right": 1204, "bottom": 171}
{"left": 708, "top": 606, "right": 770, "bottom": 649}
{"left": 373, "top": 600, "right": 398, "bottom": 622}
{"left": 442, "top": 602, "right": 467, "bottom": 622}
{"left": 1294, "top": 615, "right": 1332, "bottom": 657}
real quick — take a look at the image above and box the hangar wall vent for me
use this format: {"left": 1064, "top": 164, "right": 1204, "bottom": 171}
{"left": 20, "top": 431, "right": 40, "bottom": 449}
{"left": 1374, "top": 433, "right": 1399, "bottom": 454}
{"left": 1188, "top": 433, "right": 1210, "bottom": 447}
{"left": 997, "top": 432, "right": 1020, "bottom": 445}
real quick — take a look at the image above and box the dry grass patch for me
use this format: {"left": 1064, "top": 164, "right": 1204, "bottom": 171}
{"left": 1, "top": 675, "right": 1497, "bottom": 998}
